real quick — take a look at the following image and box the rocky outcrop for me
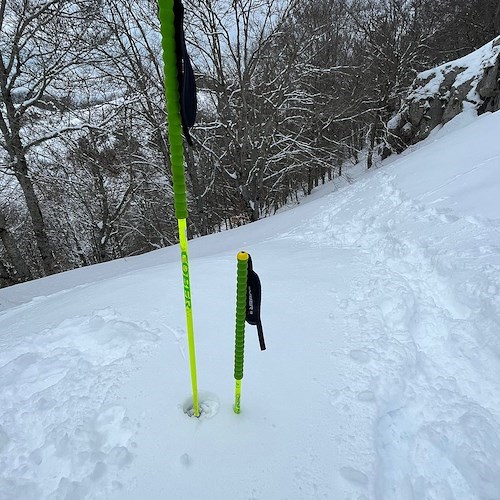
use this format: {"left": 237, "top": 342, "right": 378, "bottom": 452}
{"left": 386, "top": 37, "right": 500, "bottom": 155}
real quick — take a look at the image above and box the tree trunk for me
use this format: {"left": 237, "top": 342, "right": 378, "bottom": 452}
{"left": 0, "top": 211, "right": 33, "bottom": 281}
{"left": 494, "top": 2, "right": 500, "bottom": 33}
{"left": 250, "top": 197, "right": 260, "bottom": 222}
{"left": 13, "top": 159, "right": 57, "bottom": 275}
{"left": 0, "top": 259, "right": 15, "bottom": 288}
{"left": 366, "top": 114, "right": 379, "bottom": 169}
{"left": 1, "top": 57, "right": 57, "bottom": 276}
{"left": 186, "top": 146, "right": 209, "bottom": 236}
{"left": 307, "top": 168, "right": 314, "bottom": 195}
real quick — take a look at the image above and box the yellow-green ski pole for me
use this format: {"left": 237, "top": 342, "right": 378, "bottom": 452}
{"left": 234, "top": 252, "right": 249, "bottom": 414}
{"left": 158, "top": 0, "right": 199, "bottom": 417}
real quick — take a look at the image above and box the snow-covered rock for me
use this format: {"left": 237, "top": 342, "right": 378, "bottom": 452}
{"left": 387, "top": 37, "right": 500, "bottom": 154}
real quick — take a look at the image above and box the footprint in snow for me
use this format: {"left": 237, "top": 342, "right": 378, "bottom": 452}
{"left": 357, "top": 391, "right": 375, "bottom": 402}
{"left": 180, "top": 453, "right": 191, "bottom": 467}
{"left": 349, "top": 350, "right": 370, "bottom": 363}
{"left": 340, "top": 466, "right": 369, "bottom": 486}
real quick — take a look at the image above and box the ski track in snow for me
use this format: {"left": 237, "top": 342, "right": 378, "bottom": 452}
{"left": 281, "top": 167, "right": 500, "bottom": 498}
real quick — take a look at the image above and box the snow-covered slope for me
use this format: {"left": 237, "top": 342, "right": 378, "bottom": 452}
{"left": 1, "top": 110, "right": 500, "bottom": 499}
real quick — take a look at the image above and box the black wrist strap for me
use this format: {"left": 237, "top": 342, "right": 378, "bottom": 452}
{"left": 256, "top": 321, "right": 266, "bottom": 351}
{"left": 173, "top": 0, "right": 197, "bottom": 146}
{"left": 245, "top": 255, "right": 266, "bottom": 351}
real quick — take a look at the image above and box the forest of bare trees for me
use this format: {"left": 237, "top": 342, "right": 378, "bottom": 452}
{"left": 1, "top": 0, "right": 499, "bottom": 286}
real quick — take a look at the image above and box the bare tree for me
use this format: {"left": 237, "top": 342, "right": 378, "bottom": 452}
{"left": 187, "top": 0, "right": 348, "bottom": 220}
{"left": 0, "top": 208, "right": 32, "bottom": 281}
{"left": 342, "top": 0, "right": 440, "bottom": 166}
{"left": 0, "top": 0, "right": 110, "bottom": 274}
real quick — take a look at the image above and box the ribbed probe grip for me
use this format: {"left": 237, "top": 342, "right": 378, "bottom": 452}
{"left": 157, "top": 0, "right": 188, "bottom": 219}
{"left": 234, "top": 252, "right": 249, "bottom": 380}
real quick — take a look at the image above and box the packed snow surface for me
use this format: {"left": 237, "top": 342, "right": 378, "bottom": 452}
{"left": 1, "top": 110, "right": 500, "bottom": 499}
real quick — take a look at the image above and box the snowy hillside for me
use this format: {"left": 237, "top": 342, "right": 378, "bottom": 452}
{"left": 1, "top": 109, "right": 500, "bottom": 499}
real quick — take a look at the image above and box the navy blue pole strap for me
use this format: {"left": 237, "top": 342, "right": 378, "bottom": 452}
{"left": 245, "top": 255, "right": 266, "bottom": 351}
{"left": 173, "top": 0, "right": 197, "bottom": 145}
